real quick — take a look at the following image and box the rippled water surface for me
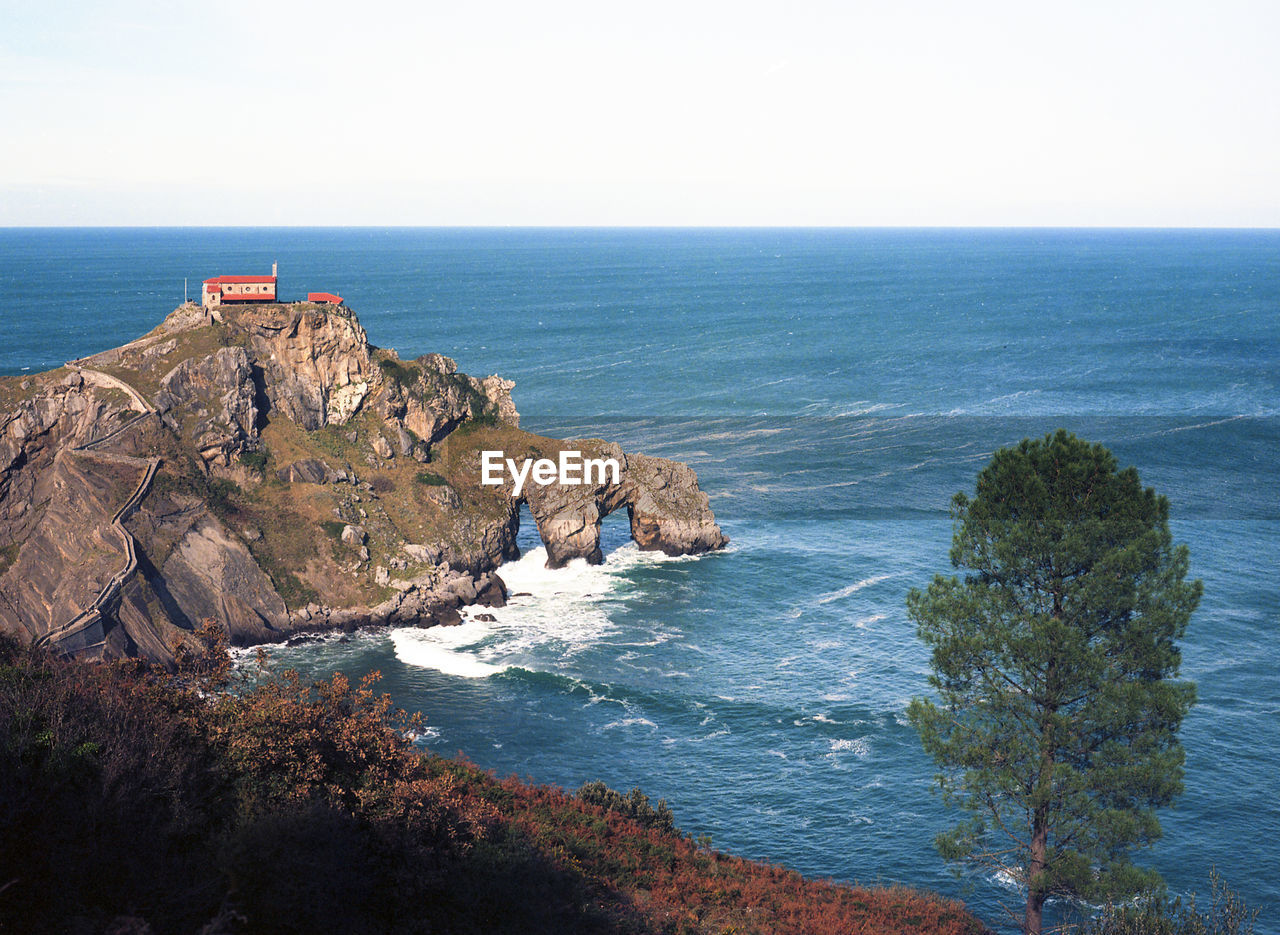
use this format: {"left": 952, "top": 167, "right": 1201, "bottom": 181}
{"left": 3, "top": 228, "right": 1277, "bottom": 930}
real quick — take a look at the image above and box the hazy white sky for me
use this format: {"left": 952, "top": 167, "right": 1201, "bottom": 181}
{"left": 2, "top": 0, "right": 1277, "bottom": 226}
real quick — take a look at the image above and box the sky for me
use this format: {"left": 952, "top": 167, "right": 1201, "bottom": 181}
{"left": 2, "top": 0, "right": 1278, "bottom": 226}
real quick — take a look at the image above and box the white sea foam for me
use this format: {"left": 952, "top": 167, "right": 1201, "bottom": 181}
{"left": 816, "top": 574, "right": 895, "bottom": 604}
{"left": 601, "top": 716, "right": 658, "bottom": 731}
{"left": 389, "top": 625, "right": 506, "bottom": 679}
{"left": 390, "top": 542, "right": 688, "bottom": 677}
{"left": 829, "top": 737, "right": 871, "bottom": 757}
{"left": 408, "top": 725, "right": 441, "bottom": 744}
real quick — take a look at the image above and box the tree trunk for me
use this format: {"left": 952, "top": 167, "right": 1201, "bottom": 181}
{"left": 1024, "top": 814, "right": 1048, "bottom": 935}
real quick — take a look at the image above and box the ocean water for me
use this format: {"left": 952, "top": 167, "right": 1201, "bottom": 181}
{"left": 2, "top": 228, "right": 1277, "bottom": 931}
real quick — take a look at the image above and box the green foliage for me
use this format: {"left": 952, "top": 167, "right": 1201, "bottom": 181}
{"left": 577, "top": 779, "right": 678, "bottom": 834}
{"left": 319, "top": 519, "right": 346, "bottom": 539}
{"left": 414, "top": 470, "right": 448, "bottom": 486}
{"left": 907, "top": 430, "right": 1202, "bottom": 934}
{"left": 249, "top": 545, "right": 320, "bottom": 609}
{"left": 308, "top": 425, "right": 350, "bottom": 458}
{"left": 1081, "top": 871, "right": 1256, "bottom": 935}
{"left": 238, "top": 446, "right": 270, "bottom": 473}
{"left": 377, "top": 357, "right": 418, "bottom": 388}
{"left": 0, "top": 542, "right": 18, "bottom": 576}
{"left": 207, "top": 477, "right": 241, "bottom": 512}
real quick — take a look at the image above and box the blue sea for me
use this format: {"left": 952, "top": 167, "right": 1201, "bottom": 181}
{"left": 2, "top": 228, "right": 1277, "bottom": 931}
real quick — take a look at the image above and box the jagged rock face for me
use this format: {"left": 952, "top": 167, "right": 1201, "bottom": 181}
{"left": 124, "top": 487, "right": 286, "bottom": 647}
{"left": 623, "top": 452, "right": 730, "bottom": 557}
{"left": 277, "top": 459, "right": 346, "bottom": 484}
{"left": 223, "top": 304, "right": 373, "bottom": 430}
{"left": 522, "top": 444, "right": 728, "bottom": 569}
{"left": 0, "top": 448, "right": 139, "bottom": 643}
{"left": 382, "top": 353, "right": 519, "bottom": 448}
{"left": 155, "top": 346, "right": 259, "bottom": 465}
{"left": 158, "top": 514, "right": 288, "bottom": 642}
{"left": 480, "top": 375, "right": 519, "bottom": 428}
{"left": 0, "top": 376, "right": 134, "bottom": 579}
{"left": 2, "top": 375, "right": 125, "bottom": 494}
{"left": 434, "top": 499, "right": 522, "bottom": 577}
{"left": 0, "top": 301, "right": 726, "bottom": 666}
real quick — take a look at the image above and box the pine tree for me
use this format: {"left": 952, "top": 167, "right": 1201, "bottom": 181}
{"left": 907, "top": 430, "right": 1201, "bottom": 935}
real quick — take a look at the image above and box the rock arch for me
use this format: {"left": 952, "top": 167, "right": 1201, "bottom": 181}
{"left": 518, "top": 443, "right": 727, "bottom": 569}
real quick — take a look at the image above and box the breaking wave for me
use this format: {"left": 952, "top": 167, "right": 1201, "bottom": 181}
{"left": 389, "top": 543, "right": 694, "bottom": 677}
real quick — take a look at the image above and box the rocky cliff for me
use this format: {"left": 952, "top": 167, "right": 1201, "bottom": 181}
{"left": 0, "top": 302, "right": 726, "bottom": 665}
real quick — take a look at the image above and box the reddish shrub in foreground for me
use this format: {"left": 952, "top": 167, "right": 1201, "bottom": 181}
{"left": 0, "top": 638, "right": 986, "bottom": 934}
{"left": 421, "top": 757, "right": 986, "bottom": 935}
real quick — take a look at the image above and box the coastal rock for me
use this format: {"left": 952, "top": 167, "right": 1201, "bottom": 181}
{"left": 480, "top": 375, "right": 519, "bottom": 428}
{"left": 381, "top": 352, "right": 520, "bottom": 447}
{"left": 422, "top": 483, "right": 461, "bottom": 510}
{"left": 277, "top": 458, "right": 340, "bottom": 484}
{"left": 154, "top": 346, "right": 259, "bottom": 466}
{"left": 623, "top": 453, "right": 730, "bottom": 557}
{"left": 522, "top": 444, "right": 727, "bottom": 569}
{"left": 475, "top": 573, "right": 508, "bottom": 608}
{"left": 0, "top": 301, "right": 725, "bottom": 667}
{"left": 158, "top": 515, "right": 289, "bottom": 643}
{"left": 221, "top": 303, "right": 374, "bottom": 430}
{"left": 403, "top": 543, "right": 441, "bottom": 564}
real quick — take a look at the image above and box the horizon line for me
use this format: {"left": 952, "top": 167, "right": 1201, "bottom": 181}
{"left": 2, "top": 224, "right": 1279, "bottom": 232}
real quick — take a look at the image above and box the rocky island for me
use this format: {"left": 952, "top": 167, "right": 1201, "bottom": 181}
{"left": 0, "top": 301, "right": 727, "bottom": 665}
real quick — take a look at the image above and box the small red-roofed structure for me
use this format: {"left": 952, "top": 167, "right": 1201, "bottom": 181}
{"left": 307, "top": 292, "right": 344, "bottom": 305}
{"left": 202, "top": 263, "right": 278, "bottom": 308}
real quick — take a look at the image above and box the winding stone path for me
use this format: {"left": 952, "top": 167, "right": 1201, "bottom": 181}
{"left": 32, "top": 366, "right": 160, "bottom": 655}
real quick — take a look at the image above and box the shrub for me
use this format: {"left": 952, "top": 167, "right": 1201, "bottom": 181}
{"left": 0, "top": 638, "right": 988, "bottom": 935}
{"left": 377, "top": 357, "right": 417, "bottom": 388}
{"left": 0, "top": 542, "right": 18, "bottom": 575}
{"left": 238, "top": 447, "right": 269, "bottom": 473}
{"left": 577, "top": 779, "right": 678, "bottom": 834}
{"left": 1081, "top": 872, "right": 1256, "bottom": 935}
{"left": 207, "top": 477, "right": 240, "bottom": 512}
{"left": 320, "top": 520, "right": 345, "bottom": 539}
{"left": 414, "top": 471, "right": 448, "bottom": 486}
{"left": 368, "top": 475, "right": 395, "bottom": 494}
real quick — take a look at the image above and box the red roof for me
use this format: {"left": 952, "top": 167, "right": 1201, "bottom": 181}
{"left": 203, "top": 275, "right": 277, "bottom": 284}
{"left": 307, "top": 292, "right": 344, "bottom": 304}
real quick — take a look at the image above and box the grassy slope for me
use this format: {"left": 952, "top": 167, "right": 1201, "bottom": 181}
{"left": 0, "top": 637, "right": 986, "bottom": 935}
